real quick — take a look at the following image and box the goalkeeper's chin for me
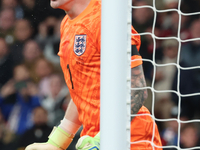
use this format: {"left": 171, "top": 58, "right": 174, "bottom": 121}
{"left": 50, "top": 0, "right": 62, "bottom": 9}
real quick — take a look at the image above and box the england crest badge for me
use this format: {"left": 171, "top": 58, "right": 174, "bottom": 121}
{"left": 74, "top": 35, "right": 87, "bottom": 56}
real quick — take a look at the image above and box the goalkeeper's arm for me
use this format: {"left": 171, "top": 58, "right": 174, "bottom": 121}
{"left": 25, "top": 99, "right": 82, "bottom": 150}
{"left": 130, "top": 64, "right": 148, "bottom": 121}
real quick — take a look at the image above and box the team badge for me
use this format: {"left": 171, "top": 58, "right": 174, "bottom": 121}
{"left": 74, "top": 35, "right": 87, "bottom": 56}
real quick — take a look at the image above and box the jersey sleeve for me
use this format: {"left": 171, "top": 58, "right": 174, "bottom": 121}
{"left": 131, "top": 26, "right": 142, "bottom": 68}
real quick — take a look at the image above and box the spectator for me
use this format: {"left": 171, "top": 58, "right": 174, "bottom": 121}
{"left": 17, "top": 106, "right": 52, "bottom": 150}
{"left": 0, "top": 8, "right": 16, "bottom": 44}
{"left": 154, "top": 39, "right": 178, "bottom": 119}
{"left": 0, "top": 0, "right": 18, "bottom": 8}
{"left": 157, "top": 1, "right": 192, "bottom": 40}
{"left": 20, "top": 0, "right": 65, "bottom": 35}
{"left": 0, "top": 38, "right": 14, "bottom": 89}
{"left": 0, "top": 80, "right": 16, "bottom": 121}
{"left": 172, "top": 19, "right": 200, "bottom": 119}
{"left": 160, "top": 11, "right": 191, "bottom": 40}
{"left": 20, "top": 0, "right": 44, "bottom": 32}
{"left": 40, "top": 73, "right": 70, "bottom": 126}
{"left": 22, "top": 40, "right": 43, "bottom": 63}
{"left": 163, "top": 0, "right": 178, "bottom": 9}
{"left": 180, "top": 123, "right": 200, "bottom": 148}
{"left": 0, "top": 108, "right": 5, "bottom": 147}
{"left": 140, "top": 26, "right": 164, "bottom": 80}
{"left": 31, "top": 57, "right": 59, "bottom": 98}
{"left": 160, "top": 106, "right": 179, "bottom": 148}
{"left": 0, "top": 108, "right": 18, "bottom": 150}
{"left": 32, "top": 58, "right": 55, "bottom": 82}
{"left": 132, "top": 0, "right": 154, "bottom": 33}
{"left": 35, "top": 16, "right": 62, "bottom": 66}
{"left": 10, "top": 19, "right": 33, "bottom": 66}
{"left": 0, "top": 0, "right": 23, "bottom": 19}
{"left": 0, "top": 64, "right": 40, "bottom": 135}
{"left": 22, "top": 40, "right": 43, "bottom": 78}
{"left": 35, "top": 16, "right": 61, "bottom": 48}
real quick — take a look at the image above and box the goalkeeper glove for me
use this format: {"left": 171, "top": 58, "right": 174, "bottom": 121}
{"left": 25, "top": 127, "right": 74, "bottom": 150}
{"left": 76, "top": 132, "right": 100, "bottom": 150}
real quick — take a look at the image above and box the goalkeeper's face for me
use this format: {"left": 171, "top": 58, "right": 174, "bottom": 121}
{"left": 50, "top": 0, "right": 73, "bottom": 10}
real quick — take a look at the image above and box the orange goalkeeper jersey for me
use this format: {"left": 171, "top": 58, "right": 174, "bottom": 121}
{"left": 58, "top": 0, "right": 162, "bottom": 149}
{"left": 58, "top": 0, "right": 142, "bottom": 137}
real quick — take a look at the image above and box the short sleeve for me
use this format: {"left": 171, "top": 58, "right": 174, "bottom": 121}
{"left": 131, "top": 26, "right": 142, "bottom": 68}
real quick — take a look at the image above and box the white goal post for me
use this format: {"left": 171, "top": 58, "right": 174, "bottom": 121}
{"left": 101, "top": 0, "right": 131, "bottom": 150}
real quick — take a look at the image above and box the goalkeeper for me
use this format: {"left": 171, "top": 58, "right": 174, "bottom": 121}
{"left": 25, "top": 0, "right": 162, "bottom": 149}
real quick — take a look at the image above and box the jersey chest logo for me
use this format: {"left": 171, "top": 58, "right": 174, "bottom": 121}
{"left": 74, "top": 35, "right": 87, "bottom": 56}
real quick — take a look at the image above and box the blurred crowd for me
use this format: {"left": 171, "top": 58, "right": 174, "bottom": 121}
{"left": 0, "top": 0, "right": 200, "bottom": 149}
{"left": 0, "top": 0, "right": 74, "bottom": 149}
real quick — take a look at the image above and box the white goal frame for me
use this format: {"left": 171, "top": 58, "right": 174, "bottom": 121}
{"left": 101, "top": 0, "right": 131, "bottom": 150}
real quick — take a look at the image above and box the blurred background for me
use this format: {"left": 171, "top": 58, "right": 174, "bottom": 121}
{"left": 0, "top": 0, "right": 200, "bottom": 150}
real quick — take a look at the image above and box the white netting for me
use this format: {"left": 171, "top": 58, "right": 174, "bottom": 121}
{"left": 130, "top": 0, "right": 200, "bottom": 149}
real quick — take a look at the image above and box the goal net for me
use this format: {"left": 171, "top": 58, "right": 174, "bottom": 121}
{"left": 131, "top": 0, "right": 200, "bottom": 150}
{"left": 101, "top": 0, "right": 200, "bottom": 149}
